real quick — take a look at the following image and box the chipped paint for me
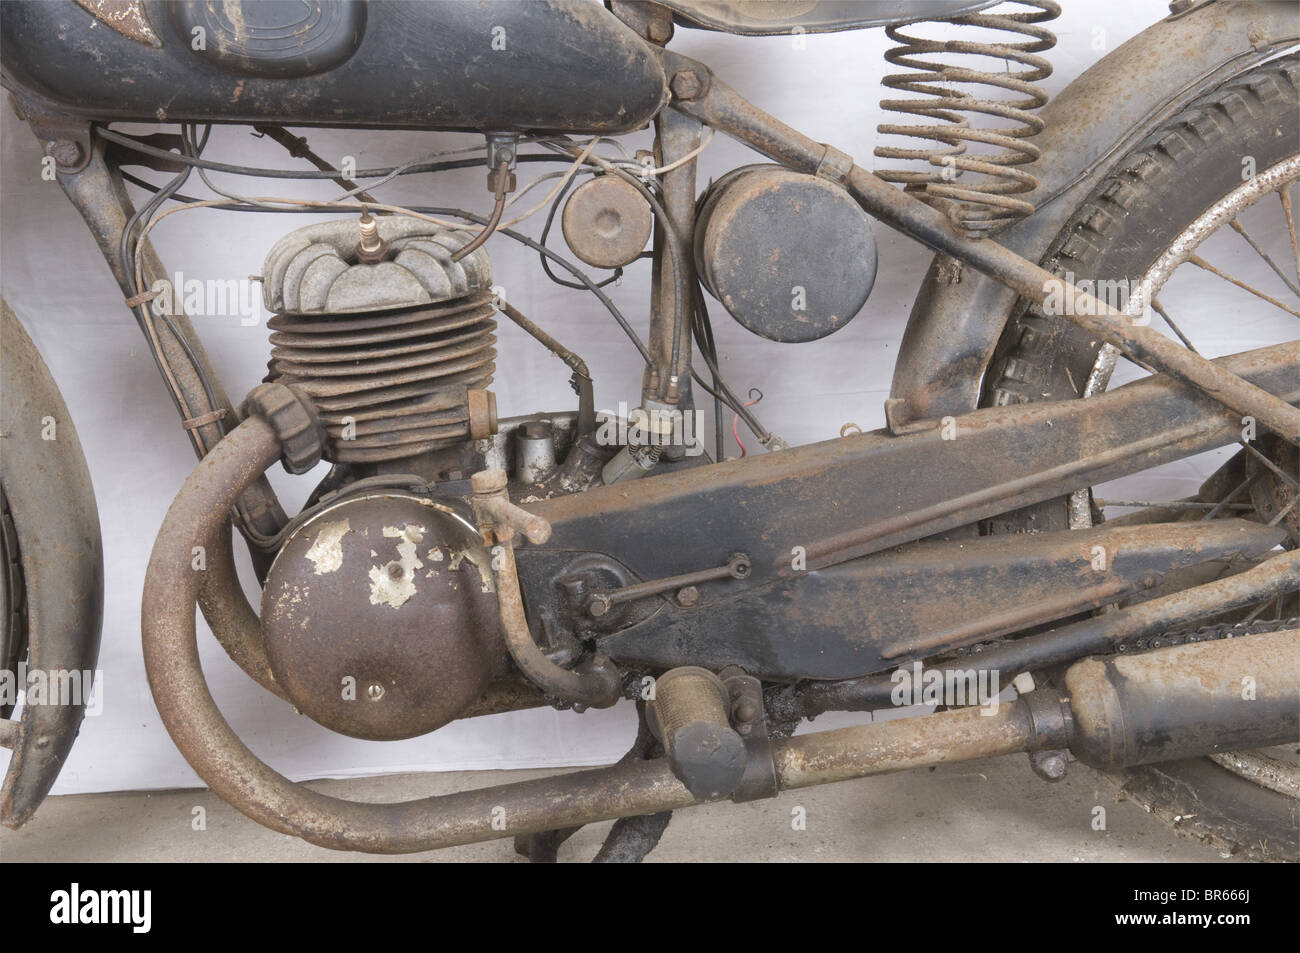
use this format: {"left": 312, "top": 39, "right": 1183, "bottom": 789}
{"left": 368, "top": 524, "right": 426, "bottom": 609}
{"left": 304, "top": 519, "right": 350, "bottom": 575}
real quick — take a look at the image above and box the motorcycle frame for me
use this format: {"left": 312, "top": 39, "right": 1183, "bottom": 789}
{"left": 5, "top": 0, "right": 1300, "bottom": 835}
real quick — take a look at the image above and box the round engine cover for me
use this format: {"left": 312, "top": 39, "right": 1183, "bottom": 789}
{"left": 695, "top": 164, "right": 877, "bottom": 343}
{"left": 261, "top": 492, "right": 504, "bottom": 740}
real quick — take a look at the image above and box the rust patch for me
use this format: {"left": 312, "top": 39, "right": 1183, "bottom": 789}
{"left": 73, "top": 0, "right": 160, "bottom": 47}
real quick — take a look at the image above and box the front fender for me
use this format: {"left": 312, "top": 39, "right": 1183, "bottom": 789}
{"left": 888, "top": 0, "right": 1300, "bottom": 425}
{"left": 0, "top": 299, "right": 103, "bottom": 828}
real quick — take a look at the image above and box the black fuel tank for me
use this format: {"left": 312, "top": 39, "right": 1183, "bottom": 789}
{"left": 0, "top": 0, "right": 668, "bottom": 134}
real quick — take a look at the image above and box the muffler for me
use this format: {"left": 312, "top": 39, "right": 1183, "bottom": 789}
{"left": 1065, "top": 630, "right": 1299, "bottom": 770}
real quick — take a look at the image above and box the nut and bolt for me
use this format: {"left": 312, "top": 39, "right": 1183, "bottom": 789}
{"left": 46, "top": 139, "right": 83, "bottom": 168}
{"left": 670, "top": 70, "right": 703, "bottom": 101}
{"left": 646, "top": 14, "right": 673, "bottom": 43}
{"left": 676, "top": 585, "right": 700, "bottom": 607}
{"left": 1030, "top": 750, "right": 1068, "bottom": 782}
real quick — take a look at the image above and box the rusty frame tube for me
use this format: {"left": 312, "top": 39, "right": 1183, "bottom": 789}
{"left": 663, "top": 54, "right": 1300, "bottom": 443}
{"left": 55, "top": 140, "right": 289, "bottom": 552}
{"left": 643, "top": 106, "right": 702, "bottom": 409}
{"left": 140, "top": 415, "right": 1058, "bottom": 851}
{"left": 53, "top": 140, "right": 290, "bottom": 694}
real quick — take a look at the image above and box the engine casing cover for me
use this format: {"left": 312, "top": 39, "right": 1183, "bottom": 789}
{"left": 261, "top": 492, "right": 504, "bottom": 740}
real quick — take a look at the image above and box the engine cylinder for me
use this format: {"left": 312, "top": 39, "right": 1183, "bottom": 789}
{"left": 260, "top": 216, "right": 499, "bottom": 464}
{"left": 266, "top": 292, "right": 498, "bottom": 463}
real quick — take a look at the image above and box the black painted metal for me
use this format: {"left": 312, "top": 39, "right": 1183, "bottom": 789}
{"left": 0, "top": 0, "right": 667, "bottom": 133}
{"left": 515, "top": 344, "right": 1298, "bottom": 680}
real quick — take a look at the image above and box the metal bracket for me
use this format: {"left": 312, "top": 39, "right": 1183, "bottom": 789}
{"left": 815, "top": 143, "right": 853, "bottom": 187}
{"left": 11, "top": 95, "right": 92, "bottom": 175}
{"left": 722, "top": 669, "right": 779, "bottom": 803}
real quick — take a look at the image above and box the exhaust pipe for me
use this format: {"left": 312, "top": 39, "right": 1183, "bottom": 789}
{"left": 142, "top": 412, "right": 1300, "bottom": 853}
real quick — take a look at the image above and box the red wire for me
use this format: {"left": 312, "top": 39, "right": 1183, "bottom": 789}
{"left": 731, "top": 389, "right": 763, "bottom": 458}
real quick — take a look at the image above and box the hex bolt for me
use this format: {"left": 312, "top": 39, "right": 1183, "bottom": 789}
{"left": 1030, "top": 749, "right": 1068, "bottom": 782}
{"left": 46, "top": 139, "right": 83, "bottom": 168}
{"left": 676, "top": 585, "right": 700, "bottom": 607}
{"left": 646, "top": 14, "right": 672, "bottom": 43}
{"left": 588, "top": 593, "right": 612, "bottom": 618}
{"left": 650, "top": 667, "right": 747, "bottom": 800}
{"left": 670, "top": 70, "right": 703, "bottom": 101}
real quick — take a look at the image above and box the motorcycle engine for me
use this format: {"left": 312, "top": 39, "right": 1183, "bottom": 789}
{"left": 255, "top": 216, "right": 509, "bottom": 740}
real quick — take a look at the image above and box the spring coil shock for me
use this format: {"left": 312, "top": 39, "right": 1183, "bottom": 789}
{"left": 873, "top": 1, "right": 1061, "bottom": 236}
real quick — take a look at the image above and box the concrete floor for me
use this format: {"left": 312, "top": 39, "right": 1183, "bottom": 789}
{"left": 1, "top": 753, "right": 1236, "bottom": 862}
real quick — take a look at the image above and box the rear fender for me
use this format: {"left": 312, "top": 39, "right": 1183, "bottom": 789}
{"left": 888, "top": 0, "right": 1300, "bottom": 425}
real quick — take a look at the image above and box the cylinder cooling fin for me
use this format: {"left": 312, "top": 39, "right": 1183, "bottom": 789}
{"left": 260, "top": 216, "right": 499, "bottom": 464}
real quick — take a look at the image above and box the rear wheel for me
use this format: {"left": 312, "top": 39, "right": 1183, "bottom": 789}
{"left": 982, "top": 54, "right": 1300, "bottom": 860}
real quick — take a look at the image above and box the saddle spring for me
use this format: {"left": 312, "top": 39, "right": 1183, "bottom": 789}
{"left": 873, "top": 1, "right": 1062, "bottom": 237}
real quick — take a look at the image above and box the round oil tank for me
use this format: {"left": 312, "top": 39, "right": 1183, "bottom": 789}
{"left": 695, "top": 165, "right": 877, "bottom": 343}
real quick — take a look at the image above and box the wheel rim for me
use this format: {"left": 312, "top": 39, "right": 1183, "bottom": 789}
{"left": 1082, "top": 155, "right": 1300, "bottom": 796}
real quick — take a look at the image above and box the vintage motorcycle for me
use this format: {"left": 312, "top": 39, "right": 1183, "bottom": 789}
{"left": 1, "top": 0, "right": 1297, "bottom": 862}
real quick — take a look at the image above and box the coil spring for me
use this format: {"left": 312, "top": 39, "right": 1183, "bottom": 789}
{"left": 873, "top": 1, "right": 1061, "bottom": 236}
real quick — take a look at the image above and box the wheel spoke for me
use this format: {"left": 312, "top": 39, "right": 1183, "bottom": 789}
{"left": 1267, "top": 494, "right": 1298, "bottom": 528}
{"left": 1185, "top": 254, "right": 1300, "bottom": 318}
{"left": 1280, "top": 184, "right": 1300, "bottom": 286}
{"left": 1238, "top": 437, "right": 1300, "bottom": 491}
{"left": 1201, "top": 475, "right": 1254, "bottom": 521}
{"left": 1228, "top": 217, "right": 1300, "bottom": 297}
{"left": 1149, "top": 296, "right": 1199, "bottom": 351}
